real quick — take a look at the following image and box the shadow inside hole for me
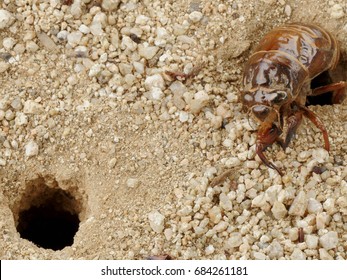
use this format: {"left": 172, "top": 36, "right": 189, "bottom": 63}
{"left": 16, "top": 185, "right": 81, "bottom": 251}
{"left": 307, "top": 70, "right": 334, "bottom": 106}
{"left": 307, "top": 56, "right": 347, "bottom": 106}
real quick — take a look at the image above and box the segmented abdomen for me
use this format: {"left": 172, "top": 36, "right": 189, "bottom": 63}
{"left": 242, "top": 23, "right": 339, "bottom": 102}
{"left": 253, "top": 23, "right": 339, "bottom": 78}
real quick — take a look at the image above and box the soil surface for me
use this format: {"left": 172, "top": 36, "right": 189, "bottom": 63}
{"left": 0, "top": 0, "right": 346, "bottom": 260}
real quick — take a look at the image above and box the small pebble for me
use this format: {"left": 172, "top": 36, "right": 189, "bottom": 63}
{"left": 205, "top": 245, "right": 215, "bottom": 255}
{"left": 148, "top": 210, "right": 165, "bottom": 233}
{"left": 290, "top": 248, "right": 306, "bottom": 260}
{"left": 126, "top": 178, "right": 139, "bottom": 188}
{"left": 319, "top": 231, "right": 338, "bottom": 250}
{"left": 0, "top": 9, "right": 14, "bottom": 29}
{"left": 319, "top": 248, "right": 333, "bottom": 260}
{"left": 144, "top": 74, "right": 165, "bottom": 90}
{"left": 108, "top": 158, "right": 117, "bottom": 168}
{"left": 0, "top": 61, "right": 10, "bottom": 73}
{"left": 225, "top": 232, "right": 242, "bottom": 248}
{"left": 330, "top": 4, "right": 344, "bottom": 19}
{"left": 305, "top": 234, "right": 318, "bottom": 249}
{"left": 284, "top": 4, "right": 292, "bottom": 17}
{"left": 189, "top": 11, "right": 203, "bottom": 23}
{"left": 37, "top": 32, "right": 57, "bottom": 51}
{"left": 271, "top": 201, "right": 287, "bottom": 219}
{"left": 288, "top": 190, "right": 307, "bottom": 216}
{"left": 253, "top": 251, "right": 266, "bottom": 260}
{"left": 307, "top": 198, "right": 323, "bottom": 214}
{"left": 102, "top": 0, "right": 121, "bottom": 11}
{"left": 25, "top": 141, "right": 39, "bottom": 157}
{"left": 138, "top": 44, "right": 159, "bottom": 60}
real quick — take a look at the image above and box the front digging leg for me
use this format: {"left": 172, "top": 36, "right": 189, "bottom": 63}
{"left": 256, "top": 122, "right": 284, "bottom": 176}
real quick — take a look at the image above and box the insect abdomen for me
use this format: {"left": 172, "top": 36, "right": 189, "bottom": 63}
{"left": 253, "top": 23, "right": 339, "bottom": 78}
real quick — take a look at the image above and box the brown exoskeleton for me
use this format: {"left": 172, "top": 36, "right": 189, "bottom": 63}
{"left": 242, "top": 23, "right": 346, "bottom": 175}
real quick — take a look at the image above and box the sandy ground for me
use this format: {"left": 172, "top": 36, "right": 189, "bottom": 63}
{"left": 0, "top": 0, "right": 346, "bottom": 259}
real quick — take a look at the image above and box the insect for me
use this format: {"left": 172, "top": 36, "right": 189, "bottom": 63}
{"left": 241, "top": 23, "right": 346, "bottom": 175}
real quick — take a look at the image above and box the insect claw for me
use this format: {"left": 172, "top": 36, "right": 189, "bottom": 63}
{"left": 256, "top": 143, "right": 283, "bottom": 176}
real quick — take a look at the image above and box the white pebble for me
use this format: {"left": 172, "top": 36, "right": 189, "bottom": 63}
{"left": 284, "top": 4, "right": 292, "bottom": 17}
{"left": 67, "top": 31, "right": 83, "bottom": 46}
{"left": 138, "top": 44, "right": 159, "bottom": 60}
{"left": 0, "top": 61, "right": 9, "bottom": 73}
{"left": 214, "top": 221, "right": 229, "bottom": 232}
{"left": 144, "top": 74, "right": 165, "bottom": 90}
{"left": 102, "top": 0, "right": 121, "bottom": 11}
{"left": 319, "top": 231, "right": 338, "bottom": 250}
{"left": 205, "top": 245, "right": 215, "bottom": 255}
{"left": 25, "top": 141, "right": 39, "bottom": 157}
{"left": 288, "top": 190, "right": 307, "bottom": 216}
{"left": 169, "top": 81, "right": 187, "bottom": 95}
{"left": 225, "top": 157, "right": 241, "bottom": 167}
{"left": 219, "top": 193, "right": 233, "bottom": 211}
{"left": 208, "top": 206, "right": 222, "bottom": 224}
{"left": 164, "top": 228, "right": 173, "bottom": 241}
{"left": 121, "top": 36, "right": 137, "bottom": 51}
{"left": 135, "top": 15, "right": 149, "bottom": 25}
{"left": 330, "top": 4, "right": 344, "bottom": 19}
{"left": 290, "top": 248, "right": 306, "bottom": 260}
{"left": 15, "top": 112, "right": 28, "bottom": 126}
{"left": 323, "top": 198, "right": 335, "bottom": 215}
{"left": 2, "top": 37, "right": 16, "bottom": 50}
{"left": 188, "top": 11, "right": 203, "bottom": 23}
{"left": 319, "top": 248, "right": 333, "bottom": 260}
{"left": 0, "top": 9, "right": 14, "bottom": 29}
{"left": 23, "top": 100, "right": 43, "bottom": 115}
{"left": 179, "top": 111, "right": 189, "bottom": 122}
{"left": 312, "top": 148, "right": 329, "bottom": 163}
{"left": 225, "top": 232, "right": 242, "bottom": 248}
{"left": 252, "top": 193, "right": 266, "bottom": 208}
{"left": 126, "top": 178, "right": 139, "bottom": 188}
{"left": 266, "top": 240, "right": 283, "bottom": 259}
{"left": 37, "top": 32, "right": 57, "bottom": 51}
{"left": 90, "top": 22, "right": 103, "bottom": 36}
{"left": 316, "top": 212, "right": 330, "bottom": 229}
{"left": 189, "top": 90, "right": 209, "bottom": 114}
{"left": 108, "top": 158, "right": 117, "bottom": 168}
{"left": 89, "top": 64, "right": 103, "bottom": 77}
{"left": 75, "top": 46, "right": 88, "bottom": 57}
{"left": 26, "top": 41, "right": 39, "bottom": 52}
{"left": 70, "top": 0, "right": 82, "bottom": 18}
{"left": 57, "top": 30, "right": 69, "bottom": 41}
{"left": 271, "top": 201, "right": 287, "bottom": 219}
{"left": 253, "top": 252, "right": 266, "bottom": 260}
{"left": 148, "top": 210, "right": 165, "bottom": 233}
{"left": 79, "top": 24, "right": 90, "bottom": 34}
{"left": 149, "top": 87, "right": 164, "bottom": 100}
{"left": 204, "top": 166, "right": 217, "bottom": 178}
{"left": 305, "top": 234, "right": 318, "bottom": 249}
{"left": 307, "top": 198, "right": 323, "bottom": 214}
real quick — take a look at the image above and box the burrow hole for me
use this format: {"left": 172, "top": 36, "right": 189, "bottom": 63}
{"left": 307, "top": 57, "right": 346, "bottom": 106}
{"left": 12, "top": 176, "right": 85, "bottom": 251}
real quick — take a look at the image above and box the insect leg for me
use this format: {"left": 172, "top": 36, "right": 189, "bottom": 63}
{"left": 300, "top": 106, "right": 330, "bottom": 151}
{"left": 283, "top": 110, "right": 304, "bottom": 150}
{"left": 256, "top": 121, "right": 284, "bottom": 175}
{"left": 256, "top": 143, "right": 283, "bottom": 176}
{"left": 312, "top": 81, "right": 346, "bottom": 104}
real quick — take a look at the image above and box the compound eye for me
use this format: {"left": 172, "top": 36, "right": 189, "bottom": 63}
{"left": 272, "top": 91, "right": 287, "bottom": 104}
{"left": 252, "top": 105, "right": 270, "bottom": 121}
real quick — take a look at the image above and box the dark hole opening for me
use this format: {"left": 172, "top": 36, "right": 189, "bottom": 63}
{"left": 307, "top": 70, "right": 334, "bottom": 106}
{"left": 16, "top": 185, "right": 81, "bottom": 251}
